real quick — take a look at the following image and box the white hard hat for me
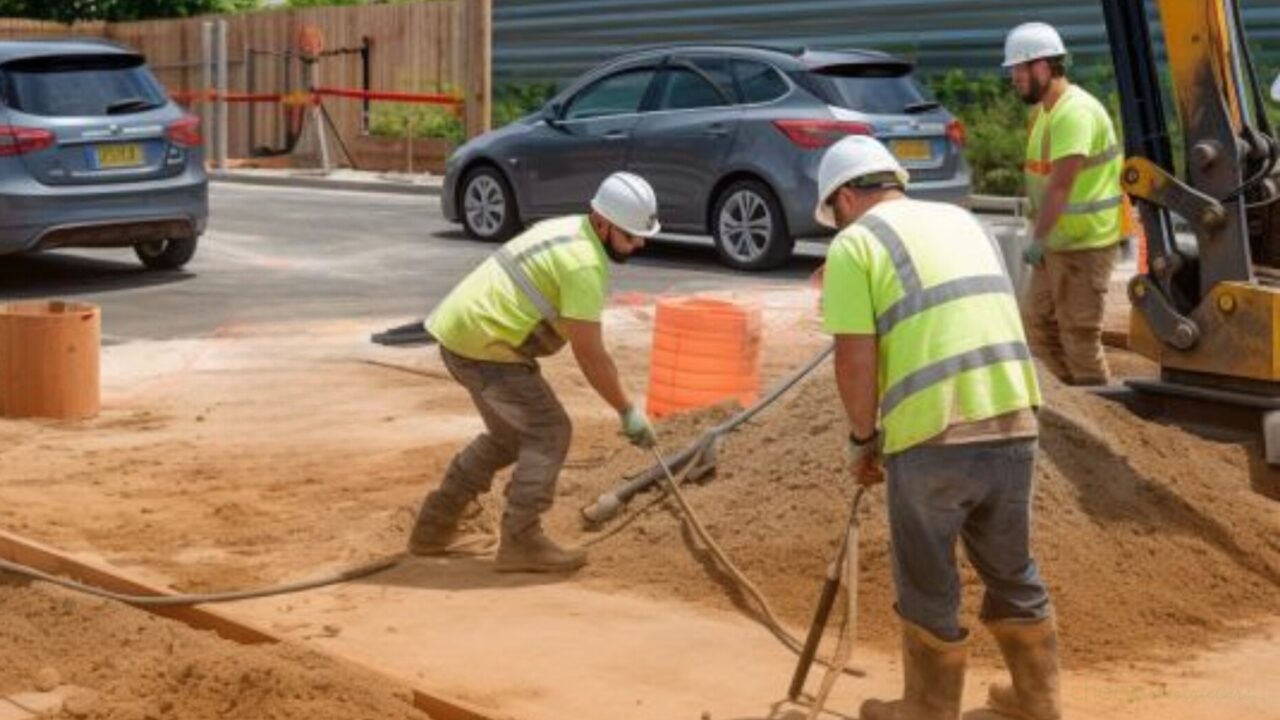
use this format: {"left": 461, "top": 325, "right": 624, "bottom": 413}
{"left": 591, "top": 172, "right": 661, "bottom": 238}
{"left": 1003, "top": 22, "right": 1068, "bottom": 68}
{"left": 1271, "top": 72, "right": 1280, "bottom": 103}
{"left": 814, "top": 135, "right": 909, "bottom": 229}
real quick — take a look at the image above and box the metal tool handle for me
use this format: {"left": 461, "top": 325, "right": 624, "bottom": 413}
{"left": 787, "top": 486, "right": 866, "bottom": 701}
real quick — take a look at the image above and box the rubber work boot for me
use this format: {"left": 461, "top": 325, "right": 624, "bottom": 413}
{"left": 407, "top": 491, "right": 468, "bottom": 556}
{"left": 859, "top": 619, "right": 968, "bottom": 720}
{"left": 494, "top": 521, "right": 587, "bottom": 573}
{"left": 986, "top": 616, "right": 1062, "bottom": 720}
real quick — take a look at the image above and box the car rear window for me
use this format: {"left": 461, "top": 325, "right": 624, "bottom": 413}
{"left": 807, "top": 64, "right": 932, "bottom": 115}
{"left": 0, "top": 54, "right": 166, "bottom": 117}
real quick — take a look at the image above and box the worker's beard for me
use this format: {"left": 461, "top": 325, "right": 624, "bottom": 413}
{"left": 604, "top": 242, "right": 630, "bottom": 265}
{"left": 1020, "top": 74, "right": 1050, "bottom": 105}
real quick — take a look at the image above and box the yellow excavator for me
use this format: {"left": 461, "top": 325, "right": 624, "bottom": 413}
{"left": 1101, "top": 0, "right": 1280, "bottom": 461}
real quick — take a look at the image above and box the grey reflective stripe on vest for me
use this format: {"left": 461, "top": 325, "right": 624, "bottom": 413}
{"left": 1082, "top": 144, "right": 1121, "bottom": 168}
{"left": 511, "top": 233, "right": 581, "bottom": 264}
{"left": 881, "top": 341, "right": 1032, "bottom": 416}
{"left": 859, "top": 215, "right": 1014, "bottom": 337}
{"left": 1063, "top": 195, "right": 1123, "bottom": 215}
{"left": 858, "top": 215, "right": 922, "bottom": 295}
{"left": 494, "top": 247, "right": 560, "bottom": 323}
{"left": 875, "top": 275, "right": 1014, "bottom": 336}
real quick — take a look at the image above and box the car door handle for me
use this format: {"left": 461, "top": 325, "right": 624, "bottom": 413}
{"left": 603, "top": 130, "right": 630, "bottom": 141}
{"left": 704, "top": 124, "right": 730, "bottom": 137}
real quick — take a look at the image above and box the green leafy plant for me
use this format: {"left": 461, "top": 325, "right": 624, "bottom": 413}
{"left": 493, "top": 82, "right": 559, "bottom": 128}
{"left": 368, "top": 102, "right": 464, "bottom": 144}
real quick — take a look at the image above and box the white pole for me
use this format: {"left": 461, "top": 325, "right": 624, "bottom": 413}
{"left": 215, "top": 19, "right": 229, "bottom": 170}
{"left": 201, "top": 21, "right": 213, "bottom": 165}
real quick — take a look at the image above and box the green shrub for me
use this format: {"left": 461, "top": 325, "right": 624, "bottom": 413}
{"left": 493, "top": 82, "right": 559, "bottom": 128}
{"left": 368, "top": 102, "right": 464, "bottom": 144}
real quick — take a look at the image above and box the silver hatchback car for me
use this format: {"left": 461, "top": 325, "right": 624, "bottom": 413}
{"left": 0, "top": 40, "right": 208, "bottom": 270}
{"left": 443, "top": 44, "right": 970, "bottom": 270}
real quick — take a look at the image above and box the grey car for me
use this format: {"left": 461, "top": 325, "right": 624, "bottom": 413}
{"left": 443, "top": 45, "right": 970, "bottom": 270}
{"left": 0, "top": 40, "right": 207, "bottom": 271}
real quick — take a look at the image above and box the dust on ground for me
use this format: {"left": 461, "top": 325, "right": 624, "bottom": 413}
{"left": 0, "top": 581, "right": 430, "bottom": 719}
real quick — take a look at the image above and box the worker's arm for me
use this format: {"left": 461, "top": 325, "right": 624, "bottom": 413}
{"left": 833, "top": 334, "right": 879, "bottom": 439}
{"left": 563, "top": 318, "right": 631, "bottom": 414}
{"left": 1031, "top": 154, "right": 1086, "bottom": 246}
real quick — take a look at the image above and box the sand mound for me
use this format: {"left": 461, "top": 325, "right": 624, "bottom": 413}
{"left": 555, "top": 365, "right": 1280, "bottom": 667}
{"left": 0, "top": 581, "right": 428, "bottom": 720}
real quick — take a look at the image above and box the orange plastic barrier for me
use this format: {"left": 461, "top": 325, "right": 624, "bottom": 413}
{"left": 0, "top": 301, "right": 100, "bottom": 420}
{"left": 647, "top": 297, "right": 761, "bottom": 419}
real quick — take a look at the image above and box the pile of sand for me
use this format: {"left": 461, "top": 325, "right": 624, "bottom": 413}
{"left": 0, "top": 581, "right": 430, "bottom": 720}
{"left": 553, "top": 366, "right": 1280, "bottom": 667}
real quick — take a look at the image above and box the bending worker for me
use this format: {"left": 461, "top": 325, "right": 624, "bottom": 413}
{"left": 1007, "top": 22, "right": 1124, "bottom": 386}
{"left": 409, "top": 172, "right": 660, "bottom": 573}
{"left": 817, "top": 135, "right": 1060, "bottom": 720}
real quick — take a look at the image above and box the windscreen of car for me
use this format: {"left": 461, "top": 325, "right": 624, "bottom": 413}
{"left": 0, "top": 54, "right": 167, "bottom": 117}
{"left": 808, "top": 63, "right": 934, "bottom": 115}
{"left": 564, "top": 68, "right": 656, "bottom": 120}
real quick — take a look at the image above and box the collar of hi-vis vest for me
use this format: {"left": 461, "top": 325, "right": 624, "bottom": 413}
{"left": 855, "top": 211, "right": 1027, "bottom": 417}
{"left": 491, "top": 216, "right": 602, "bottom": 323}
{"left": 1024, "top": 89, "right": 1122, "bottom": 216}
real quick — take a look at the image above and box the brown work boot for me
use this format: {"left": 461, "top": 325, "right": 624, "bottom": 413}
{"left": 986, "top": 616, "right": 1062, "bottom": 720}
{"left": 408, "top": 492, "right": 494, "bottom": 557}
{"left": 859, "top": 620, "right": 968, "bottom": 720}
{"left": 495, "top": 521, "right": 587, "bottom": 573}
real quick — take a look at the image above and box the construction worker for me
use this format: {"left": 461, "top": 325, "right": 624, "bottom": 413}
{"left": 408, "top": 172, "right": 661, "bottom": 573}
{"left": 817, "top": 136, "right": 1060, "bottom": 720}
{"left": 1007, "top": 22, "right": 1125, "bottom": 386}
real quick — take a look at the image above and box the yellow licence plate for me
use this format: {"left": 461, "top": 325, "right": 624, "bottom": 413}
{"left": 890, "top": 138, "right": 933, "bottom": 162}
{"left": 95, "top": 143, "right": 145, "bottom": 169}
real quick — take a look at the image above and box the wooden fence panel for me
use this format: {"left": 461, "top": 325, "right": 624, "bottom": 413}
{"left": 0, "top": 2, "right": 488, "bottom": 166}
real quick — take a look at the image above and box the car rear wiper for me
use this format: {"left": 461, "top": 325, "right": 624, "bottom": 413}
{"left": 106, "top": 97, "right": 162, "bottom": 115}
{"left": 903, "top": 100, "right": 941, "bottom": 114}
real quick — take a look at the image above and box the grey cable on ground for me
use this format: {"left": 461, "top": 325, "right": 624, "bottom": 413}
{"left": 647, "top": 445, "right": 865, "bottom": 679}
{"left": 0, "top": 554, "right": 404, "bottom": 606}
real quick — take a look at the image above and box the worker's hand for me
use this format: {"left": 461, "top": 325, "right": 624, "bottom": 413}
{"left": 1023, "top": 242, "right": 1045, "bottom": 267}
{"left": 620, "top": 406, "right": 657, "bottom": 449}
{"left": 846, "top": 431, "right": 885, "bottom": 486}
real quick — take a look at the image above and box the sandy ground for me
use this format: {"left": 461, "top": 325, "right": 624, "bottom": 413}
{"left": 1, "top": 287, "right": 1277, "bottom": 719}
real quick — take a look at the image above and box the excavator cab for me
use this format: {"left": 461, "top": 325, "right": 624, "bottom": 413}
{"left": 1100, "top": 0, "right": 1280, "bottom": 462}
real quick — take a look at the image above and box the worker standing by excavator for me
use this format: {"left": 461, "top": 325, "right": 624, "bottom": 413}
{"left": 407, "top": 172, "right": 660, "bottom": 573}
{"left": 816, "top": 135, "right": 1061, "bottom": 720}
{"left": 1008, "top": 22, "right": 1126, "bottom": 386}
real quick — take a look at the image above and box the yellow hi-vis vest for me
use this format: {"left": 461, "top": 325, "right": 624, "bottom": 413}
{"left": 822, "top": 199, "right": 1042, "bottom": 454}
{"left": 1024, "top": 85, "right": 1124, "bottom": 251}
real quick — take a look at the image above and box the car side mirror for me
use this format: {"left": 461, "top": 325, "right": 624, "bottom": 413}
{"left": 544, "top": 103, "right": 564, "bottom": 126}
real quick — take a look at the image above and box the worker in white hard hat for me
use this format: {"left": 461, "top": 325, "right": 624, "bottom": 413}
{"left": 1006, "top": 21, "right": 1125, "bottom": 387}
{"left": 408, "top": 172, "right": 660, "bottom": 573}
{"left": 816, "top": 135, "right": 1058, "bottom": 720}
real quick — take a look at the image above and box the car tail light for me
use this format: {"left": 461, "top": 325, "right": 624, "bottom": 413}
{"left": 946, "top": 119, "right": 967, "bottom": 147}
{"left": 773, "top": 120, "right": 873, "bottom": 149}
{"left": 0, "top": 125, "right": 55, "bottom": 157}
{"left": 166, "top": 115, "right": 203, "bottom": 148}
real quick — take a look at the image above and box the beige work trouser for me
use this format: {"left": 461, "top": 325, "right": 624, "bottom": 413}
{"left": 1024, "top": 245, "right": 1119, "bottom": 385}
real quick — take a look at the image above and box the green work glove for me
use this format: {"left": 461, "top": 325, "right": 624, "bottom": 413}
{"left": 1023, "top": 242, "right": 1045, "bottom": 267}
{"left": 620, "top": 406, "right": 657, "bottom": 449}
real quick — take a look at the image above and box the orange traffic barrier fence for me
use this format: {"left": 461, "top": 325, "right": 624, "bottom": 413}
{"left": 647, "top": 297, "right": 761, "bottom": 418}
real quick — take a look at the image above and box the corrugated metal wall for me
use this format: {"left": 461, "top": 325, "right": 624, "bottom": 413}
{"left": 494, "top": 0, "right": 1280, "bottom": 85}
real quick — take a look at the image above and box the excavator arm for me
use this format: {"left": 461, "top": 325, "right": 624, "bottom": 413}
{"left": 1100, "top": 0, "right": 1280, "bottom": 462}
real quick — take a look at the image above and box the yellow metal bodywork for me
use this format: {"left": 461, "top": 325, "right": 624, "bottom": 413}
{"left": 1130, "top": 282, "right": 1280, "bottom": 382}
{"left": 1158, "top": 0, "right": 1245, "bottom": 136}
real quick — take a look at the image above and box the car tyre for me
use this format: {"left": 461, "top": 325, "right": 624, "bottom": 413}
{"left": 711, "top": 179, "right": 793, "bottom": 271}
{"left": 460, "top": 166, "right": 521, "bottom": 242}
{"left": 134, "top": 237, "right": 198, "bottom": 271}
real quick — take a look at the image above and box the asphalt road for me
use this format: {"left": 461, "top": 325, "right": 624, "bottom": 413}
{"left": 0, "top": 183, "right": 825, "bottom": 341}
